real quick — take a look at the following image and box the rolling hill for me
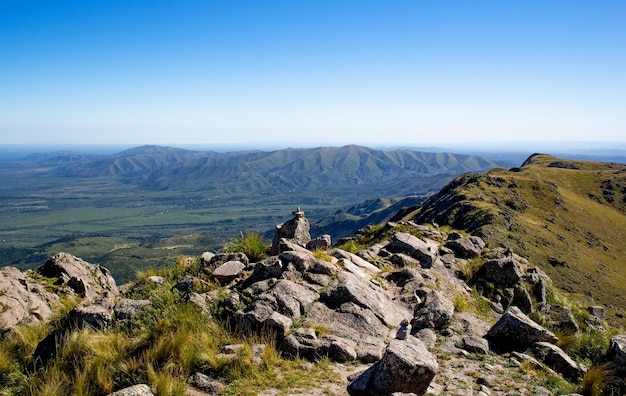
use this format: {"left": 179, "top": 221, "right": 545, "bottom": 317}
{"left": 392, "top": 153, "right": 626, "bottom": 324}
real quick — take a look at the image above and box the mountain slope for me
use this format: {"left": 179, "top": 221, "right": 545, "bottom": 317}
{"left": 393, "top": 154, "right": 626, "bottom": 323}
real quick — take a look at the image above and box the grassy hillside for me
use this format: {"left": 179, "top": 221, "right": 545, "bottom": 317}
{"left": 394, "top": 154, "right": 626, "bottom": 325}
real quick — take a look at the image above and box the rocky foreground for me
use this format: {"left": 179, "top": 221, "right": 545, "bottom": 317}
{"left": 1, "top": 211, "right": 625, "bottom": 396}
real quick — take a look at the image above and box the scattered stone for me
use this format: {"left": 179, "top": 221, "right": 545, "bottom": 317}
{"left": 107, "top": 384, "right": 154, "bottom": 396}
{"left": 147, "top": 276, "right": 165, "bottom": 284}
{"left": 486, "top": 306, "right": 558, "bottom": 350}
{"left": 445, "top": 237, "right": 481, "bottom": 259}
{"left": 173, "top": 276, "right": 196, "bottom": 292}
{"left": 538, "top": 304, "right": 579, "bottom": 335}
{"left": 306, "top": 234, "right": 331, "bottom": 251}
{"left": 461, "top": 335, "right": 490, "bottom": 355}
{"left": 347, "top": 336, "right": 438, "bottom": 396}
{"left": 534, "top": 342, "right": 587, "bottom": 381}
{"left": 587, "top": 306, "right": 606, "bottom": 320}
{"left": 387, "top": 233, "right": 436, "bottom": 268}
{"left": 411, "top": 290, "right": 454, "bottom": 331}
{"left": 475, "top": 258, "right": 524, "bottom": 288}
{"left": 191, "top": 372, "right": 225, "bottom": 394}
{"left": 200, "top": 251, "right": 215, "bottom": 266}
{"left": 606, "top": 334, "right": 626, "bottom": 376}
{"left": 212, "top": 260, "right": 246, "bottom": 284}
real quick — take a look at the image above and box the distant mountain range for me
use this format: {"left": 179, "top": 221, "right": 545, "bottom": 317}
{"left": 24, "top": 144, "right": 508, "bottom": 198}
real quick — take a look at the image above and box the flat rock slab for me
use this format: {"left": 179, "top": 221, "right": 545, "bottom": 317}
{"left": 212, "top": 260, "right": 246, "bottom": 283}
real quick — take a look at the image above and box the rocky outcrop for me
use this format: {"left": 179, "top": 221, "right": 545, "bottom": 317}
{"left": 38, "top": 252, "right": 118, "bottom": 300}
{"left": 487, "top": 306, "right": 558, "bottom": 350}
{"left": 606, "top": 335, "right": 626, "bottom": 376}
{"left": 347, "top": 336, "right": 438, "bottom": 396}
{"left": 387, "top": 232, "right": 437, "bottom": 268}
{"left": 271, "top": 209, "right": 311, "bottom": 254}
{"left": 445, "top": 235, "right": 483, "bottom": 258}
{"left": 1, "top": 252, "right": 119, "bottom": 332}
{"left": 533, "top": 342, "right": 587, "bottom": 381}
{"left": 0, "top": 267, "right": 59, "bottom": 330}
{"left": 411, "top": 290, "right": 454, "bottom": 331}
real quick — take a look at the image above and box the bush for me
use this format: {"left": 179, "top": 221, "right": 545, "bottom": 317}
{"left": 224, "top": 231, "right": 270, "bottom": 262}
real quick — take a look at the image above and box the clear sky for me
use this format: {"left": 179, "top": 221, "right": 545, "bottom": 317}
{"left": 0, "top": 0, "right": 624, "bottom": 147}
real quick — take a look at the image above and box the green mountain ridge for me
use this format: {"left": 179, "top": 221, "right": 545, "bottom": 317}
{"left": 392, "top": 153, "right": 626, "bottom": 325}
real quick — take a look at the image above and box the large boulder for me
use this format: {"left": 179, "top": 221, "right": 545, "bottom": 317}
{"left": 321, "top": 270, "right": 409, "bottom": 328}
{"left": 38, "top": 252, "right": 118, "bottom": 301}
{"left": 445, "top": 236, "right": 482, "bottom": 258}
{"left": 411, "top": 290, "right": 454, "bottom": 331}
{"left": 387, "top": 233, "right": 437, "bottom": 268}
{"left": 347, "top": 336, "right": 438, "bottom": 396}
{"left": 606, "top": 335, "right": 626, "bottom": 376}
{"left": 271, "top": 212, "right": 311, "bottom": 255}
{"left": 533, "top": 342, "right": 587, "bottom": 381}
{"left": 212, "top": 260, "right": 246, "bottom": 284}
{"left": 538, "top": 304, "right": 579, "bottom": 335}
{"left": 486, "top": 306, "right": 558, "bottom": 350}
{"left": 305, "top": 302, "right": 389, "bottom": 362}
{"left": 474, "top": 258, "right": 524, "bottom": 288}
{"left": 0, "top": 267, "right": 60, "bottom": 330}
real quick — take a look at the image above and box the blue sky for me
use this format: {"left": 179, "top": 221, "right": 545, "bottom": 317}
{"left": 0, "top": 1, "right": 624, "bottom": 147}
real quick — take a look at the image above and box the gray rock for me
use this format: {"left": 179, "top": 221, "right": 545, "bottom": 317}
{"left": 257, "top": 279, "right": 319, "bottom": 320}
{"left": 445, "top": 237, "right": 481, "bottom": 259}
{"left": 386, "top": 268, "right": 424, "bottom": 288}
{"left": 279, "top": 250, "right": 316, "bottom": 273}
{"left": 200, "top": 251, "right": 215, "bottom": 266}
{"left": 114, "top": 299, "right": 151, "bottom": 320}
{"left": 212, "top": 260, "right": 246, "bottom": 284}
{"left": 586, "top": 306, "right": 606, "bottom": 320}
{"left": 0, "top": 267, "right": 59, "bottom": 330}
{"left": 321, "top": 270, "right": 409, "bottom": 327}
{"left": 486, "top": 306, "right": 558, "bottom": 350}
{"left": 70, "top": 303, "right": 114, "bottom": 331}
{"left": 265, "top": 311, "right": 293, "bottom": 336}
{"left": 411, "top": 290, "right": 454, "bottom": 331}
{"left": 538, "top": 304, "right": 579, "bottom": 335}
{"left": 387, "top": 233, "right": 436, "bottom": 268}
{"left": 330, "top": 249, "right": 381, "bottom": 275}
{"left": 305, "top": 302, "right": 387, "bottom": 362}
{"left": 205, "top": 252, "right": 249, "bottom": 272}
{"left": 357, "top": 243, "right": 388, "bottom": 261}
{"left": 188, "top": 292, "right": 208, "bottom": 313}
{"left": 306, "top": 234, "right": 331, "bottom": 251}
{"left": 326, "top": 335, "right": 358, "bottom": 362}
{"left": 172, "top": 276, "right": 196, "bottom": 292}
{"left": 38, "top": 252, "right": 119, "bottom": 301}
{"left": 475, "top": 258, "right": 524, "bottom": 288}
{"left": 147, "top": 275, "right": 165, "bottom": 284}
{"left": 389, "top": 253, "right": 421, "bottom": 268}
{"left": 191, "top": 372, "right": 225, "bottom": 394}
{"left": 271, "top": 214, "right": 311, "bottom": 255}
{"left": 347, "top": 336, "right": 438, "bottom": 396}
{"left": 107, "top": 384, "right": 154, "bottom": 396}
{"left": 461, "top": 335, "right": 490, "bottom": 355}
{"left": 512, "top": 282, "right": 533, "bottom": 314}
{"left": 606, "top": 334, "right": 626, "bottom": 376}
{"left": 413, "top": 328, "right": 436, "bottom": 349}
{"left": 534, "top": 341, "right": 587, "bottom": 381}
